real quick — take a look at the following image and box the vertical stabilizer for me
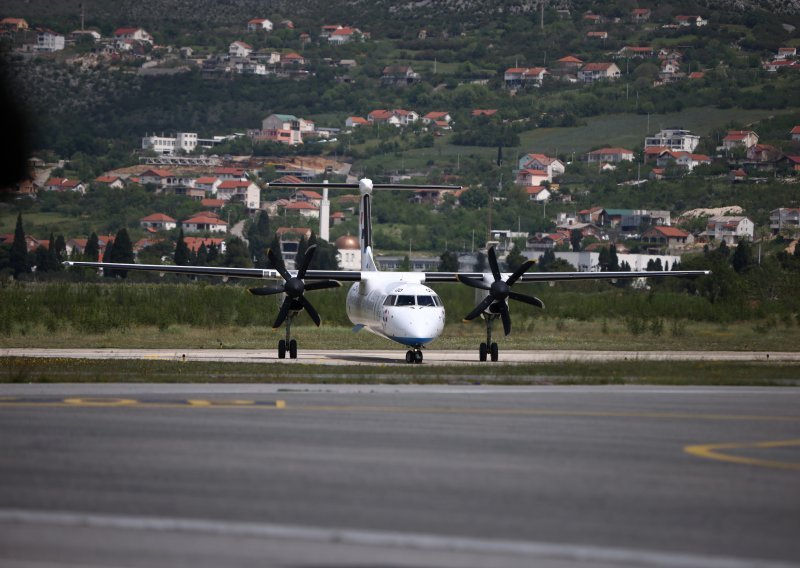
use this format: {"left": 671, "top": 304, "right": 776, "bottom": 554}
{"left": 358, "top": 178, "right": 378, "bottom": 271}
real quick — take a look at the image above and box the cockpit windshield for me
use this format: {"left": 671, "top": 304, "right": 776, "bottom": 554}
{"left": 386, "top": 294, "right": 442, "bottom": 307}
{"left": 396, "top": 295, "right": 416, "bottom": 306}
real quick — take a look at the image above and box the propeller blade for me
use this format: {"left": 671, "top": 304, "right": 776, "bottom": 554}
{"left": 248, "top": 286, "right": 286, "bottom": 296}
{"left": 272, "top": 298, "right": 292, "bottom": 329}
{"left": 499, "top": 303, "right": 512, "bottom": 336}
{"left": 299, "top": 296, "right": 321, "bottom": 327}
{"left": 456, "top": 275, "right": 491, "bottom": 291}
{"left": 508, "top": 291, "right": 545, "bottom": 309}
{"left": 506, "top": 259, "right": 535, "bottom": 286}
{"left": 464, "top": 295, "right": 495, "bottom": 322}
{"left": 304, "top": 280, "right": 341, "bottom": 291}
{"left": 488, "top": 246, "right": 502, "bottom": 282}
{"left": 297, "top": 245, "right": 317, "bottom": 280}
{"left": 268, "top": 248, "right": 290, "bottom": 281}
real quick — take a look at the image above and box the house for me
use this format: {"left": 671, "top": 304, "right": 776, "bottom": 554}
{"left": 142, "top": 132, "right": 198, "bottom": 155}
{"left": 328, "top": 27, "right": 363, "bottom": 44}
{"left": 642, "top": 226, "right": 694, "bottom": 250}
{"left": 675, "top": 15, "right": 707, "bottom": 27}
{"left": 526, "top": 186, "right": 551, "bottom": 202}
{"left": 577, "top": 62, "right": 620, "bottom": 83}
{"left": 11, "top": 177, "right": 38, "bottom": 197}
{"left": 586, "top": 31, "right": 608, "bottom": 40}
{"left": 783, "top": 155, "right": 800, "bottom": 172}
{"left": 346, "top": 116, "right": 369, "bottom": 128}
{"left": 729, "top": 168, "right": 748, "bottom": 183}
{"left": 763, "top": 59, "right": 800, "bottom": 73}
{"left": 656, "top": 151, "right": 711, "bottom": 172}
{"left": 705, "top": 216, "right": 754, "bottom": 244}
{"left": 94, "top": 176, "right": 125, "bottom": 189}
{"left": 382, "top": 65, "right": 419, "bottom": 86}
{"left": 247, "top": 18, "right": 273, "bottom": 32}
{"left": 214, "top": 167, "right": 247, "bottom": 180}
{"left": 471, "top": 109, "right": 498, "bottom": 117}
{"left": 294, "top": 189, "right": 323, "bottom": 207}
{"left": 649, "top": 167, "right": 667, "bottom": 180}
{"left": 367, "top": 109, "right": 401, "bottom": 126}
{"left": 746, "top": 144, "right": 783, "bottom": 163}
{"left": 583, "top": 13, "right": 603, "bottom": 23}
{"left": 44, "top": 178, "right": 85, "bottom": 194}
{"left": 644, "top": 128, "right": 700, "bottom": 152}
{"left": 36, "top": 30, "right": 65, "bottom": 52}
{"left": 281, "top": 52, "right": 306, "bottom": 66}
{"left": 631, "top": 8, "right": 651, "bottom": 23}
{"left": 392, "top": 109, "right": 419, "bottom": 126}
{"left": 770, "top": 208, "right": 800, "bottom": 235}
{"left": 688, "top": 71, "right": 705, "bottom": 80}
{"left": 283, "top": 201, "right": 319, "bottom": 219}
{"left": 723, "top": 130, "right": 759, "bottom": 150}
{"left": 194, "top": 177, "right": 221, "bottom": 194}
{"left": 659, "top": 59, "right": 684, "bottom": 82}
{"left": 790, "top": 126, "right": 800, "bottom": 142}
{"left": 1, "top": 17, "right": 29, "bottom": 31}
{"left": 422, "top": 112, "right": 452, "bottom": 125}
{"left": 504, "top": 67, "right": 548, "bottom": 88}
{"left": 618, "top": 46, "right": 655, "bottom": 58}
{"left": 555, "top": 55, "right": 584, "bottom": 71}
{"left": 229, "top": 41, "right": 253, "bottom": 58}
{"left": 113, "top": 27, "right": 153, "bottom": 43}
{"left": 183, "top": 237, "right": 226, "bottom": 254}
{"left": 140, "top": 213, "right": 177, "bottom": 232}
{"left": 139, "top": 169, "right": 178, "bottom": 187}
{"left": 250, "top": 114, "right": 304, "bottom": 145}
{"left": 577, "top": 207, "right": 604, "bottom": 225}
{"left": 516, "top": 169, "right": 549, "bottom": 187}
{"left": 182, "top": 214, "right": 228, "bottom": 234}
{"left": 777, "top": 47, "right": 797, "bottom": 60}
{"left": 586, "top": 148, "right": 635, "bottom": 163}
{"left": 518, "top": 153, "right": 565, "bottom": 182}
{"left": 330, "top": 211, "right": 346, "bottom": 226}
{"left": 200, "top": 198, "right": 225, "bottom": 211}
{"left": 215, "top": 180, "right": 260, "bottom": 210}
{"left": 320, "top": 25, "right": 343, "bottom": 38}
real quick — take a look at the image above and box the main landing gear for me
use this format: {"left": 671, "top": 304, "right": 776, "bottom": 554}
{"left": 478, "top": 316, "right": 500, "bottom": 362}
{"left": 278, "top": 312, "right": 299, "bottom": 359}
{"left": 405, "top": 348, "right": 423, "bottom": 364}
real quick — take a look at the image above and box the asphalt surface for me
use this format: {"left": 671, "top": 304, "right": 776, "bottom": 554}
{"left": 0, "top": 384, "right": 798, "bottom": 568}
{"left": 4, "top": 347, "right": 800, "bottom": 364}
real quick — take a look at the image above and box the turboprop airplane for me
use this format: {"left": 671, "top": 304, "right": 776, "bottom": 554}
{"left": 65, "top": 178, "right": 709, "bottom": 363}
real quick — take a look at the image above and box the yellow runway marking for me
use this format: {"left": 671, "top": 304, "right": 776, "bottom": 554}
{"left": 0, "top": 398, "right": 285, "bottom": 409}
{"left": 684, "top": 439, "right": 800, "bottom": 471}
{"left": 63, "top": 398, "right": 138, "bottom": 407}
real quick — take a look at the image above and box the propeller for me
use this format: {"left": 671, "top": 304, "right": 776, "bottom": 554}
{"left": 248, "top": 245, "right": 340, "bottom": 328}
{"left": 457, "top": 246, "right": 544, "bottom": 336}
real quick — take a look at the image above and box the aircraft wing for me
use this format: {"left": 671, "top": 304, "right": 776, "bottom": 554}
{"left": 63, "top": 261, "right": 363, "bottom": 281}
{"left": 423, "top": 270, "right": 709, "bottom": 283}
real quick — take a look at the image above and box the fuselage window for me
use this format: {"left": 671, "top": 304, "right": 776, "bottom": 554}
{"left": 396, "top": 295, "right": 416, "bottom": 307}
{"left": 417, "top": 295, "right": 435, "bottom": 307}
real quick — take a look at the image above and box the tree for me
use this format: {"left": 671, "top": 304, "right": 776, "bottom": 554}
{"left": 398, "top": 255, "right": 411, "bottom": 272}
{"left": 196, "top": 242, "right": 208, "bottom": 266}
{"left": 570, "top": 229, "right": 583, "bottom": 252}
{"left": 247, "top": 211, "right": 272, "bottom": 268}
{"left": 10, "top": 214, "right": 30, "bottom": 278}
{"left": 504, "top": 243, "right": 526, "bottom": 272}
{"left": 221, "top": 236, "right": 252, "bottom": 268}
{"left": 84, "top": 232, "right": 99, "bottom": 262}
{"left": 439, "top": 250, "right": 459, "bottom": 271}
{"left": 46, "top": 233, "right": 60, "bottom": 272}
{"left": 731, "top": 239, "right": 752, "bottom": 273}
{"left": 108, "top": 228, "right": 134, "bottom": 278}
{"left": 174, "top": 229, "right": 190, "bottom": 266}
{"left": 475, "top": 251, "right": 487, "bottom": 272}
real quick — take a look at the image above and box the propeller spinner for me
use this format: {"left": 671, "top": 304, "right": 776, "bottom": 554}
{"left": 457, "top": 246, "right": 544, "bottom": 335}
{"left": 248, "top": 245, "right": 340, "bottom": 328}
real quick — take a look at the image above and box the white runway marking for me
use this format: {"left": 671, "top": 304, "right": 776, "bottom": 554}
{"left": 0, "top": 509, "right": 796, "bottom": 568}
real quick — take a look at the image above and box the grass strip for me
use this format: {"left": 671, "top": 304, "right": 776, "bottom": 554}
{"left": 1, "top": 357, "right": 799, "bottom": 386}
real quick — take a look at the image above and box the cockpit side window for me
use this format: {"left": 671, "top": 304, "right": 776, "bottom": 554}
{"left": 417, "top": 295, "right": 435, "bottom": 306}
{"left": 383, "top": 295, "right": 396, "bottom": 306}
{"left": 432, "top": 296, "right": 443, "bottom": 307}
{"left": 396, "top": 295, "right": 416, "bottom": 307}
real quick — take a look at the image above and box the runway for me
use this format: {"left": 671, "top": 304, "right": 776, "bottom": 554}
{"left": 0, "top": 384, "right": 798, "bottom": 568}
{"left": 3, "top": 347, "right": 799, "bottom": 364}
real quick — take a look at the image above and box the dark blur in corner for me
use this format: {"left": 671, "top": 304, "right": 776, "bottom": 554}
{"left": 0, "top": 55, "right": 32, "bottom": 200}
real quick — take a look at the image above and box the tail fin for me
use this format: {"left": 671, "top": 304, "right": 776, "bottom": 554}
{"left": 359, "top": 179, "right": 378, "bottom": 271}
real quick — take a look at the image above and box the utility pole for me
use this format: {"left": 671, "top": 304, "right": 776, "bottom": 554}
{"left": 540, "top": 1, "right": 545, "bottom": 32}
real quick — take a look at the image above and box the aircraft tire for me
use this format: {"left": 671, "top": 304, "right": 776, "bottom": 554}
{"left": 479, "top": 342, "right": 487, "bottom": 362}
{"left": 289, "top": 339, "right": 297, "bottom": 359}
{"left": 414, "top": 350, "right": 423, "bottom": 364}
{"left": 278, "top": 339, "right": 286, "bottom": 359}
{"left": 405, "top": 350, "right": 414, "bottom": 364}
{"left": 490, "top": 342, "right": 499, "bottom": 362}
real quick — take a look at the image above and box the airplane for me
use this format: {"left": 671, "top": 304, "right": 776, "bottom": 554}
{"left": 65, "top": 178, "right": 710, "bottom": 363}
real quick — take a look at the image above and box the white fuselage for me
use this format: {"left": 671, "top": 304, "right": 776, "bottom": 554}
{"left": 346, "top": 272, "right": 445, "bottom": 348}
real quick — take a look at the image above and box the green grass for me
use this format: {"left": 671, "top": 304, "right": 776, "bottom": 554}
{"left": 1, "top": 357, "right": 798, "bottom": 385}
{"left": 0, "top": 210, "right": 77, "bottom": 235}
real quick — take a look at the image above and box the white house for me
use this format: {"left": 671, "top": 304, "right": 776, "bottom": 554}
{"left": 656, "top": 151, "right": 712, "bottom": 171}
{"left": 517, "top": 153, "right": 565, "bottom": 182}
{"left": 722, "top": 130, "right": 759, "bottom": 150}
{"left": 328, "top": 27, "right": 362, "bottom": 44}
{"left": 112, "top": 27, "right": 153, "bottom": 43}
{"left": 229, "top": 41, "right": 253, "bottom": 58}
{"left": 527, "top": 186, "right": 551, "bottom": 202}
{"left": 577, "top": 62, "right": 620, "bottom": 83}
{"left": 644, "top": 128, "right": 700, "bottom": 153}
{"left": 36, "top": 30, "right": 65, "bottom": 52}
{"left": 194, "top": 177, "right": 221, "bottom": 194}
{"left": 182, "top": 214, "right": 228, "bottom": 234}
{"left": 283, "top": 201, "right": 319, "bottom": 219}
{"left": 586, "top": 147, "right": 634, "bottom": 163}
{"left": 770, "top": 208, "right": 800, "bottom": 235}
{"left": 392, "top": 109, "right": 419, "bottom": 126}
{"left": 346, "top": 116, "right": 369, "bottom": 128}
{"left": 504, "top": 67, "right": 548, "bottom": 88}
{"left": 791, "top": 126, "right": 800, "bottom": 142}
{"left": 216, "top": 180, "right": 260, "bottom": 210}
{"left": 675, "top": 15, "right": 707, "bottom": 27}
{"left": 140, "top": 213, "right": 177, "bottom": 232}
{"left": 706, "top": 216, "right": 754, "bottom": 244}
{"left": 142, "top": 132, "right": 198, "bottom": 155}
{"left": 247, "top": 18, "right": 273, "bottom": 32}
{"left": 422, "top": 112, "right": 452, "bottom": 125}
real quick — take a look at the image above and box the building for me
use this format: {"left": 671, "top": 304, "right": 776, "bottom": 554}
{"left": 705, "top": 216, "right": 754, "bottom": 245}
{"left": 142, "top": 132, "right": 199, "bottom": 155}
{"left": 642, "top": 226, "right": 694, "bottom": 251}
{"left": 94, "top": 176, "right": 125, "bottom": 189}
{"left": 722, "top": 130, "right": 759, "bottom": 151}
{"left": 504, "top": 67, "right": 548, "bottom": 89}
{"left": 586, "top": 148, "right": 635, "bottom": 163}
{"left": 44, "top": 178, "right": 85, "bottom": 194}
{"left": 247, "top": 18, "right": 273, "bottom": 32}
{"left": 769, "top": 208, "right": 800, "bottom": 235}
{"left": 140, "top": 213, "right": 177, "bottom": 232}
{"left": 215, "top": 180, "right": 260, "bottom": 210}
{"left": 335, "top": 234, "right": 361, "bottom": 270}
{"left": 517, "top": 153, "right": 565, "bottom": 182}
{"left": 527, "top": 186, "right": 551, "bottom": 202}
{"left": 229, "top": 41, "right": 253, "bottom": 58}
{"left": 577, "top": 62, "right": 620, "bottom": 83}
{"left": 113, "top": 27, "right": 153, "bottom": 43}
{"left": 644, "top": 128, "right": 700, "bottom": 153}
{"left": 182, "top": 213, "right": 228, "bottom": 234}
{"left": 36, "top": 30, "right": 65, "bottom": 52}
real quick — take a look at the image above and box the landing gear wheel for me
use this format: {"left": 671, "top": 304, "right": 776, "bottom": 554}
{"left": 414, "top": 350, "right": 423, "bottom": 364}
{"left": 490, "top": 342, "right": 499, "bottom": 362}
{"left": 405, "top": 350, "right": 415, "bottom": 364}
{"left": 479, "top": 342, "right": 487, "bottom": 362}
{"left": 278, "top": 339, "right": 286, "bottom": 359}
{"left": 289, "top": 339, "right": 297, "bottom": 359}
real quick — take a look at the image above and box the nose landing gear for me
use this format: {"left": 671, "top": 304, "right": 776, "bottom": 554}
{"left": 405, "top": 349, "right": 423, "bottom": 364}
